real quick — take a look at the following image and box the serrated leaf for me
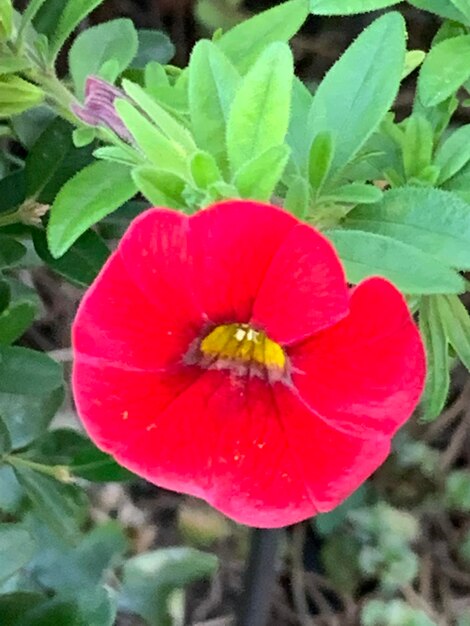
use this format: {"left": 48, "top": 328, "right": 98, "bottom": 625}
{"left": 234, "top": 145, "right": 290, "bottom": 201}
{"left": 310, "top": 0, "right": 400, "bottom": 14}
{"left": 188, "top": 40, "right": 241, "bottom": 168}
{"left": 344, "top": 186, "right": 470, "bottom": 269}
{"left": 437, "top": 294, "right": 470, "bottom": 372}
{"left": 419, "top": 296, "right": 450, "bottom": 421}
{"left": 418, "top": 35, "right": 470, "bottom": 106}
{"left": 217, "top": 0, "right": 309, "bottom": 73}
{"left": 307, "top": 12, "right": 406, "bottom": 178}
{"left": 435, "top": 124, "right": 470, "bottom": 183}
{"left": 69, "top": 18, "right": 138, "bottom": 97}
{"left": 48, "top": 160, "right": 137, "bottom": 257}
{"left": 226, "top": 42, "right": 293, "bottom": 173}
{"left": 326, "top": 229, "right": 465, "bottom": 293}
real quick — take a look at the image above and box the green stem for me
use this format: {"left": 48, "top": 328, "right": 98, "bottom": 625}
{"left": 4, "top": 454, "right": 70, "bottom": 481}
{"left": 0, "top": 209, "right": 22, "bottom": 228}
{"left": 237, "top": 528, "right": 283, "bottom": 626}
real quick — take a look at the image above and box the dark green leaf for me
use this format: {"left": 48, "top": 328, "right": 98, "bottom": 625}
{"left": 0, "top": 592, "right": 45, "bottom": 626}
{"left": 307, "top": 13, "right": 406, "bottom": 177}
{"left": 217, "top": 0, "right": 309, "bottom": 73}
{"left": 0, "top": 279, "right": 10, "bottom": 313}
{"left": 326, "top": 229, "right": 465, "bottom": 294}
{"left": 419, "top": 296, "right": 450, "bottom": 421}
{"left": 344, "top": 187, "right": 470, "bottom": 269}
{"left": 48, "top": 160, "right": 137, "bottom": 257}
{"left": 0, "top": 465, "right": 23, "bottom": 512}
{"left": 418, "top": 35, "right": 470, "bottom": 106}
{"left": 0, "top": 170, "right": 26, "bottom": 215}
{"left": 0, "top": 525, "right": 36, "bottom": 583}
{"left": 0, "top": 302, "right": 36, "bottom": 345}
{"left": 69, "top": 19, "right": 139, "bottom": 97}
{"left": 0, "top": 346, "right": 62, "bottom": 395}
{"left": 437, "top": 294, "right": 470, "bottom": 371}
{"left": 11, "top": 107, "right": 57, "bottom": 149}
{"left": 0, "top": 236, "right": 26, "bottom": 267}
{"left": 33, "top": 228, "right": 109, "bottom": 287}
{"left": 226, "top": 42, "right": 293, "bottom": 173}
{"left": 0, "top": 413, "right": 11, "bottom": 452}
{"left": 131, "top": 30, "right": 175, "bottom": 68}
{"left": 19, "top": 599, "right": 84, "bottom": 626}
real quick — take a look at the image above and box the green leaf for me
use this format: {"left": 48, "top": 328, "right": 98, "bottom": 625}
{"left": 234, "top": 145, "right": 290, "bottom": 201}
{"left": 408, "top": 0, "right": 468, "bottom": 22}
{"left": 188, "top": 40, "right": 241, "bottom": 168}
{"left": 0, "top": 525, "right": 35, "bottom": 583}
{"left": 0, "top": 170, "right": 26, "bottom": 215}
{"left": 217, "top": 0, "right": 309, "bottom": 73}
{"left": 226, "top": 42, "right": 293, "bottom": 174}
{"left": 344, "top": 187, "right": 470, "bottom": 269}
{"left": 122, "top": 80, "right": 195, "bottom": 153}
{"left": 446, "top": 470, "right": 470, "bottom": 511}
{"left": 0, "top": 236, "right": 26, "bottom": 268}
{"left": 418, "top": 36, "right": 470, "bottom": 107}
{"left": 326, "top": 229, "right": 465, "bottom": 294}
{"left": 0, "top": 56, "right": 32, "bottom": 74}
{"left": 122, "top": 548, "right": 218, "bottom": 626}
{"left": 450, "top": 0, "right": 470, "bottom": 22}
{"left": 0, "top": 75, "right": 44, "bottom": 116}
{"left": 309, "top": 131, "right": 334, "bottom": 193}
{"left": 419, "top": 296, "right": 450, "bottom": 421}
{"left": 50, "top": 0, "right": 107, "bottom": 60}
{"left": 13, "top": 467, "right": 83, "bottom": 542}
{"left": 402, "top": 114, "right": 434, "bottom": 181}
{"left": 402, "top": 50, "right": 426, "bottom": 79}
{"left": 437, "top": 294, "right": 470, "bottom": 372}
{"left": 321, "top": 182, "right": 382, "bottom": 204}
{"left": 0, "top": 592, "right": 45, "bottom": 626}
{"left": 0, "top": 413, "right": 11, "bottom": 453}
{"left": 33, "top": 228, "right": 109, "bottom": 287}
{"left": 307, "top": 12, "right": 406, "bottom": 177}
{"left": 0, "top": 346, "right": 63, "bottom": 395}
{"left": 286, "top": 78, "right": 313, "bottom": 177}
{"left": 284, "top": 176, "right": 310, "bottom": 218}
{"left": 131, "top": 30, "right": 175, "bottom": 68}
{"left": 190, "top": 152, "right": 222, "bottom": 189}
{"left": 116, "top": 99, "right": 188, "bottom": 175}
{"left": 310, "top": 0, "right": 400, "bottom": 14}
{"left": 132, "top": 166, "right": 186, "bottom": 208}
{"left": 435, "top": 124, "right": 470, "bottom": 183}
{"left": 0, "top": 302, "right": 36, "bottom": 345}
{"left": 0, "top": 465, "right": 23, "bottom": 512}
{"left": 0, "top": 279, "right": 11, "bottom": 313}
{"left": 69, "top": 19, "right": 138, "bottom": 97}
{"left": 48, "top": 160, "right": 137, "bottom": 257}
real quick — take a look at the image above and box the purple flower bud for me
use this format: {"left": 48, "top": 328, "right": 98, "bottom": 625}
{"left": 72, "top": 76, "right": 132, "bottom": 142}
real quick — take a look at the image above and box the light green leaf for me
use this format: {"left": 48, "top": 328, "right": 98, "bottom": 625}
{"left": 326, "top": 229, "right": 465, "bottom": 293}
{"left": 132, "top": 166, "right": 186, "bottom": 208}
{"left": 437, "top": 294, "right": 470, "bottom": 372}
{"left": 435, "top": 124, "right": 470, "bottom": 183}
{"left": 226, "top": 42, "right": 293, "bottom": 173}
{"left": 407, "top": 0, "right": 467, "bottom": 22}
{"left": 310, "top": 0, "right": 400, "bottom": 14}
{"left": 286, "top": 77, "right": 313, "bottom": 177}
{"left": 309, "top": 131, "right": 334, "bottom": 193}
{"left": 450, "top": 0, "right": 470, "bottom": 22}
{"left": 321, "top": 182, "right": 382, "bottom": 204}
{"left": 122, "top": 80, "right": 195, "bottom": 153}
{"left": 418, "top": 35, "right": 470, "bottom": 106}
{"left": 0, "top": 0, "right": 13, "bottom": 39}
{"left": 50, "top": 0, "right": 107, "bottom": 59}
{"left": 419, "top": 296, "right": 450, "bottom": 421}
{"left": 402, "top": 50, "right": 425, "bottom": 79}
{"left": 131, "top": 29, "right": 175, "bottom": 68}
{"left": 190, "top": 152, "right": 222, "bottom": 189}
{"left": 307, "top": 12, "right": 406, "bottom": 177}
{"left": 285, "top": 177, "right": 310, "bottom": 218}
{"left": 69, "top": 19, "right": 138, "bottom": 97}
{"left": 234, "top": 145, "right": 290, "bottom": 201}
{"left": 48, "top": 160, "right": 137, "bottom": 257}
{"left": 344, "top": 186, "right": 470, "bottom": 269}
{"left": 402, "top": 114, "right": 434, "bottom": 180}
{"left": 188, "top": 40, "right": 241, "bottom": 167}
{"left": 0, "top": 75, "right": 44, "bottom": 116}
{"left": 0, "top": 57, "right": 31, "bottom": 74}
{"left": 217, "top": 0, "right": 309, "bottom": 73}
{"left": 116, "top": 99, "right": 188, "bottom": 175}
{"left": 0, "top": 525, "right": 35, "bottom": 583}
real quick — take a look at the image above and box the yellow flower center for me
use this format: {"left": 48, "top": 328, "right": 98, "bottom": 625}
{"left": 200, "top": 323, "right": 286, "bottom": 370}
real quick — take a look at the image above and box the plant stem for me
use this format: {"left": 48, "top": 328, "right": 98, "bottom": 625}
{"left": 237, "top": 528, "right": 283, "bottom": 626}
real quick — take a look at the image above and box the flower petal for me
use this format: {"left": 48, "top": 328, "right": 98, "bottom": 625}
{"left": 289, "top": 277, "right": 426, "bottom": 437}
{"left": 252, "top": 223, "right": 349, "bottom": 344}
{"left": 73, "top": 252, "right": 202, "bottom": 370}
{"left": 188, "top": 200, "right": 298, "bottom": 323}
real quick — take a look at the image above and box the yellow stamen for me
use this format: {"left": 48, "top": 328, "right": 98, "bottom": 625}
{"left": 200, "top": 323, "right": 286, "bottom": 369}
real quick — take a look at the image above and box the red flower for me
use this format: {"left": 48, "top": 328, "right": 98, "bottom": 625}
{"left": 72, "top": 200, "right": 425, "bottom": 528}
